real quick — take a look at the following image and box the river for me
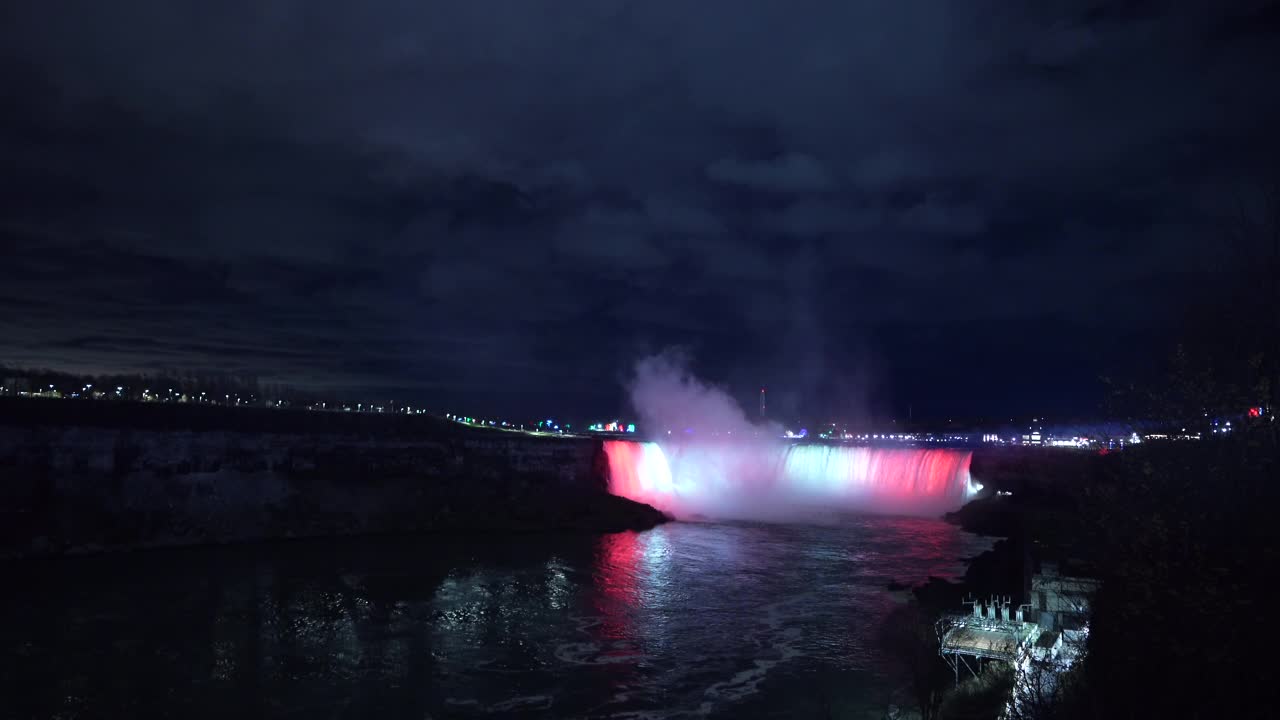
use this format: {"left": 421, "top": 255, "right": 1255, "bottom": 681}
{"left": 3, "top": 517, "right": 989, "bottom": 718}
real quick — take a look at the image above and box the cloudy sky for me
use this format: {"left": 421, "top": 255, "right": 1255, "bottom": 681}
{"left": 2, "top": 1, "right": 1277, "bottom": 420}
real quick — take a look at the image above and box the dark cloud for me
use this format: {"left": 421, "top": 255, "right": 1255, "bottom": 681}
{"left": 706, "top": 153, "right": 833, "bottom": 193}
{"left": 2, "top": 0, "right": 1278, "bottom": 420}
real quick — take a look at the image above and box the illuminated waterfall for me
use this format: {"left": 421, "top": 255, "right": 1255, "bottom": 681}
{"left": 601, "top": 440, "right": 675, "bottom": 503}
{"left": 604, "top": 440, "right": 978, "bottom": 520}
{"left": 781, "top": 446, "right": 972, "bottom": 499}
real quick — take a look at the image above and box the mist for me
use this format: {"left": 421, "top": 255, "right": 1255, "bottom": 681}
{"left": 627, "top": 349, "right": 782, "bottom": 439}
{"left": 617, "top": 351, "right": 978, "bottom": 523}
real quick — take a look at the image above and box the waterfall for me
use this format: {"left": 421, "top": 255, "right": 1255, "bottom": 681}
{"left": 600, "top": 440, "right": 675, "bottom": 502}
{"left": 603, "top": 440, "right": 978, "bottom": 521}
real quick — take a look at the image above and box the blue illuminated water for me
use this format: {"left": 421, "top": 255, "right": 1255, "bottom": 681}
{"left": 3, "top": 518, "right": 989, "bottom": 718}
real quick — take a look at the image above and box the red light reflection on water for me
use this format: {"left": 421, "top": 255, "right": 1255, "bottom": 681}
{"left": 870, "top": 514, "right": 979, "bottom": 579}
{"left": 592, "top": 531, "right": 643, "bottom": 642}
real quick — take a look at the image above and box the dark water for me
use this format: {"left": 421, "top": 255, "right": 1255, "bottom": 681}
{"left": 3, "top": 518, "right": 989, "bottom": 719}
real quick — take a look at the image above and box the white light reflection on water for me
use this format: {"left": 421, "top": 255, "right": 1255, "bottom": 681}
{"left": 4, "top": 518, "right": 991, "bottom": 719}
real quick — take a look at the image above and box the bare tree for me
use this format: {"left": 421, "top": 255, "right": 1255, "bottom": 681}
{"left": 1002, "top": 632, "right": 1094, "bottom": 720}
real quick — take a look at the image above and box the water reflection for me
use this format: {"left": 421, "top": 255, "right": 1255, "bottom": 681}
{"left": 594, "top": 531, "right": 643, "bottom": 630}
{"left": 2, "top": 518, "right": 988, "bottom": 718}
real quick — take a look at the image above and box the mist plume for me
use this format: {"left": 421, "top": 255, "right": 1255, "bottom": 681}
{"left": 627, "top": 349, "right": 780, "bottom": 438}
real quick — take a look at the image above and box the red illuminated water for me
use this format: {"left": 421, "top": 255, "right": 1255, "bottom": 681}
{"left": 603, "top": 441, "right": 977, "bottom": 519}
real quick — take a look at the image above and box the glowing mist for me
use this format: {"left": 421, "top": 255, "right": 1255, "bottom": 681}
{"left": 603, "top": 440, "right": 979, "bottom": 521}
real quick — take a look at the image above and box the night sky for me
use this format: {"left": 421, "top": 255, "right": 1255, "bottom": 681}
{"left": 3, "top": 2, "right": 1278, "bottom": 421}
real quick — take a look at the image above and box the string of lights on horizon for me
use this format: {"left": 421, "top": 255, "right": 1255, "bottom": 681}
{"left": 2, "top": 375, "right": 1268, "bottom": 448}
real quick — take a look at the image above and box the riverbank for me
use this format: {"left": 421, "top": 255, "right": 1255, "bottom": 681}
{"left": 0, "top": 397, "right": 668, "bottom": 560}
{"left": 891, "top": 431, "right": 1277, "bottom": 719}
